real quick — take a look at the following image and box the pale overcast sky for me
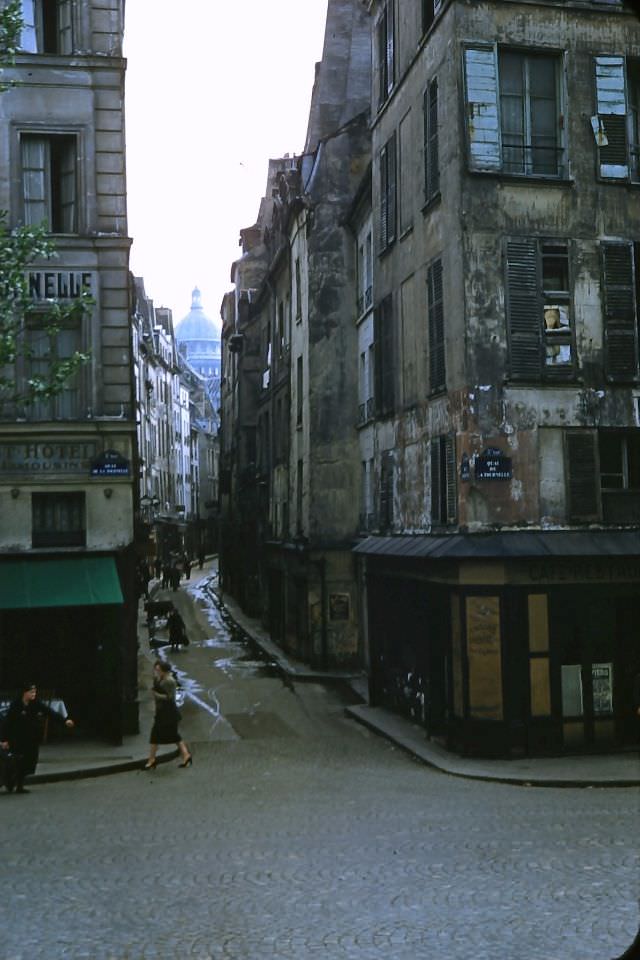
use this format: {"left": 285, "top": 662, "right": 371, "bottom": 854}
{"left": 124, "top": 0, "right": 329, "bottom": 327}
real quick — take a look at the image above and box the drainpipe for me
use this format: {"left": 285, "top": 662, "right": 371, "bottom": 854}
{"left": 319, "top": 555, "right": 328, "bottom": 669}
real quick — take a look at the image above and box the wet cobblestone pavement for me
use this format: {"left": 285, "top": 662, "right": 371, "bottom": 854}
{"left": 1, "top": 572, "right": 638, "bottom": 960}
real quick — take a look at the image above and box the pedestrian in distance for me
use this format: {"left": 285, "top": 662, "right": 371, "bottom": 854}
{"left": 183, "top": 553, "right": 192, "bottom": 580}
{"left": 154, "top": 556, "right": 162, "bottom": 580}
{"left": 170, "top": 563, "right": 181, "bottom": 592}
{"left": 168, "top": 608, "right": 188, "bottom": 652}
{"left": 161, "top": 563, "right": 171, "bottom": 590}
{"left": 197, "top": 547, "right": 205, "bottom": 570}
{"left": 144, "top": 660, "right": 192, "bottom": 770}
{"left": 0, "top": 683, "right": 75, "bottom": 793}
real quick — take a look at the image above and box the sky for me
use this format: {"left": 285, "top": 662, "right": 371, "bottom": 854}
{"left": 124, "top": 0, "right": 329, "bottom": 327}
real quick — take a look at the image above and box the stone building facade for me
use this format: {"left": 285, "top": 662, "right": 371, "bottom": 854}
{"left": 0, "top": 0, "right": 137, "bottom": 740}
{"left": 355, "top": 0, "right": 640, "bottom": 757}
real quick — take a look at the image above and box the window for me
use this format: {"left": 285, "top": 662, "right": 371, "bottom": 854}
{"left": 296, "top": 355, "right": 303, "bottom": 427}
{"left": 379, "top": 133, "right": 397, "bottom": 252}
{"left": 427, "top": 257, "right": 445, "bottom": 393}
{"left": 32, "top": 492, "right": 85, "bottom": 547}
{"left": 464, "top": 46, "right": 564, "bottom": 177}
{"left": 505, "top": 238, "right": 575, "bottom": 381}
{"left": 601, "top": 242, "right": 639, "bottom": 382}
{"left": 422, "top": 0, "right": 442, "bottom": 35}
{"left": 360, "top": 458, "right": 375, "bottom": 530}
{"left": 430, "top": 434, "right": 457, "bottom": 525}
{"left": 296, "top": 458, "right": 303, "bottom": 534}
{"left": 423, "top": 77, "right": 440, "bottom": 202}
{"left": 566, "top": 429, "right": 640, "bottom": 524}
{"left": 24, "top": 321, "right": 82, "bottom": 419}
{"left": 21, "top": 134, "right": 77, "bottom": 233}
{"left": 357, "top": 230, "right": 373, "bottom": 315}
{"left": 593, "top": 57, "right": 640, "bottom": 182}
{"left": 374, "top": 294, "right": 395, "bottom": 417}
{"left": 20, "top": 0, "right": 73, "bottom": 54}
{"left": 376, "top": 0, "right": 395, "bottom": 107}
{"left": 294, "top": 258, "right": 302, "bottom": 322}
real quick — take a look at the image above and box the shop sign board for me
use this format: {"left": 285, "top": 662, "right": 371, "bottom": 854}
{"left": 0, "top": 440, "right": 97, "bottom": 476}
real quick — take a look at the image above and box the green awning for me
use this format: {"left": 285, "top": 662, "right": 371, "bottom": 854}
{"left": 0, "top": 556, "right": 124, "bottom": 609}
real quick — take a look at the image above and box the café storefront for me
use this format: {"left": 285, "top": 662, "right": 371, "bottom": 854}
{"left": 355, "top": 531, "right": 640, "bottom": 758}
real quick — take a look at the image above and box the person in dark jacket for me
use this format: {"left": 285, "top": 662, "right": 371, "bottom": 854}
{"left": 0, "top": 683, "right": 75, "bottom": 793}
{"left": 167, "top": 608, "right": 188, "bottom": 652}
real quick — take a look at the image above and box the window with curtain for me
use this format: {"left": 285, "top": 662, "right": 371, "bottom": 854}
{"left": 21, "top": 133, "right": 77, "bottom": 233}
{"left": 25, "top": 322, "right": 81, "bottom": 420}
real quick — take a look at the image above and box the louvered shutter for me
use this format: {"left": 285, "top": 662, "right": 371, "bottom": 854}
{"left": 424, "top": 79, "right": 440, "bottom": 201}
{"left": 380, "top": 143, "right": 388, "bottom": 250}
{"left": 505, "top": 238, "right": 542, "bottom": 380}
{"left": 381, "top": 295, "right": 395, "bottom": 414}
{"left": 445, "top": 433, "right": 457, "bottom": 524}
{"left": 566, "top": 431, "right": 600, "bottom": 522}
{"left": 601, "top": 242, "right": 638, "bottom": 382}
{"left": 430, "top": 438, "right": 443, "bottom": 524}
{"left": 595, "top": 57, "right": 629, "bottom": 179}
{"left": 464, "top": 46, "right": 501, "bottom": 171}
{"left": 380, "top": 451, "right": 394, "bottom": 530}
{"left": 428, "top": 259, "right": 445, "bottom": 393}
{"left": 387, "top": 132, "right": 397, "bottom": 245}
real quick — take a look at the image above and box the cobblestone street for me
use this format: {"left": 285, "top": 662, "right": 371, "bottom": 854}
{"left": 1, "top": 573, "right": 638, "bottom": 960}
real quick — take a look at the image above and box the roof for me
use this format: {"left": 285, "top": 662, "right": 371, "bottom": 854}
{"left": 175, "top": 288, "right": 220, "bottom": 344}
{"left": 352, "top": 530, "right": 640, "bottom": 559}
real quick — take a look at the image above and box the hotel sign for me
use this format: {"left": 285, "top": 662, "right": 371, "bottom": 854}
{"left": 0, "top": 441, "right": 98, "bottom": 476}
{"left": 28, "top": 271, "right": 96, "bottom": 300}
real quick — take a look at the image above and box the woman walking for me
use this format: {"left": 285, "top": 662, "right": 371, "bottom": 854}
{"left": 144, "top": 660, "right": 192, "bottom": 770}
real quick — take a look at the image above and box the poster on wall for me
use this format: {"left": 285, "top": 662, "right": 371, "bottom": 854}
{"left": 466, "top": 596, "right": 503, "bottom": 720}
{"left": 592, "top": 663, "right": 614, "bottom": 715}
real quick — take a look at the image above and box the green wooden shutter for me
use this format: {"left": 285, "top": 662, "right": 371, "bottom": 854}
{"left": 601, "top": 242, "right": 638, "bottom": 382}
{"left": 464, "top": 46, "right": 501, "bottom": 171}
{"left": 595, "top": 57, "right": 629, "bottom": 179}
{"left": 566, "top": 431, "right": 600, "bottom": 522}
{"left": 505, "top": 238, "right": 542, "bottom": 380}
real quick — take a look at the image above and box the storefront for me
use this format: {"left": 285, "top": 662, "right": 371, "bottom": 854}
{"left": 0, "top": 552, "right": 135, "bottom": 742}
{"left": 355, "top": 531, "right": 640, "bottom": 758}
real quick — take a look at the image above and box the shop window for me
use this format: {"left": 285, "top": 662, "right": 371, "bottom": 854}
{"left": 374, "top": 294, "right": 395, "bottom": 417}
{"left": 379, "top": 133, "right": 397, "bottom": 252}
{"left": 376, "top": 0, "right": 395, "bottom": 107}
{"left": 20, "top": 0, "right": 73, "bottom": 55}
{"left": 561, "top": 664, "right": 583, "bottom": 717}
{"left": 423, "top": 77, "right": 440, "bottom": 204}
{"left": 32, "top": 491, "right": 85, "bottom": 547}
{"left": 427, "top": 257, "right": 445, "bottom": 393}
{"left": 464, "top": 46, "right": 565, "bottom": 177}
{"left": 430, "top": 434, "right": 457, "bottom": 526}
{"left": 505, "top": 238, "right": 575, "bottom": 381}
{"left": 21, "top": 133, "right": 77, "bottom": 233}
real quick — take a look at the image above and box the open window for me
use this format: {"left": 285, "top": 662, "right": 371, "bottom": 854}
{"left": 20, "top": 0, "right": 73, "bottom": 55}
{"left": 21, "top": 133, "right": 77, "bottom": 233}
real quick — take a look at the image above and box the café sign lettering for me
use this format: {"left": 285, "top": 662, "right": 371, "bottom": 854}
{"left": 0, "top": 441, "right": 97, "bottom": 475}
{"left": 28, "top": 271, "right": 96, "bottom": 300}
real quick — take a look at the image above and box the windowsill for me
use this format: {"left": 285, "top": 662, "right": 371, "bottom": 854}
{"left": 468, "top": 170, "right": 574, "bottom": 187}
{"left": 399, "top": 224, "right": 414, "bottom": 242}
{"left": 378, "top": 240, "right": 396, "bottom": 260}
{"left": 422, "top": 192, "right": 441, "bottom": 215}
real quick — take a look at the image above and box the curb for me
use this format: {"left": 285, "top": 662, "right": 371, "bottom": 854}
{"left": 30, "top": 748, "right": 179, "bottom": 784}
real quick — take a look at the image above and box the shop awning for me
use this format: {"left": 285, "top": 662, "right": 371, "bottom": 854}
{"left": 353, "top": 530, "right": 640, "bottom": 559}
{"left": 0, "top": 556, "right": 124, "bottom": 609}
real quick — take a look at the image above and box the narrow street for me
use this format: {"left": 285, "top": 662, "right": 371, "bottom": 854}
{"left": 1, "top": 566, "right": 637, "bottom": 960}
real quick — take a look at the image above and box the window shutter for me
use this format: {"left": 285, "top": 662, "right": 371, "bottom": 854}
{"left": 595, "top": 57, "right": 629, "bottom": 179}
{"left": 57, "top": 0, "right": 73, "bottom": 54}
{"left": 379, "top": 451, "right": 394, "bottom": 530}
{"left": 424, "top": 78, "right": 439, "bottom": 200}
{"left": 430, "top": 438, "right": 442, "bottom": 524}
{"left": 380, "top": 143, "right": 388, "bottom": 249}
{"left": 428, "top": 258, "right": 445, "bottom": 393}
{"left": 373, "top": 305, "right": 383, "bottom": 415}
{"left": 445, "top": 433, "right": 457, "bottom": 524}
{"left": 601, "top": 242, "right": 638, "bottom": 382}
{"left": 505, "top": 238, "right": 542, "bottom": 380}
{"left": 566, "top": 431, "right": 600, "bottom": 522}
{"left": 464, "top": 46, "right": 501, "bottom": 171}
{"left": 387, "top": 132, "right": 397, "bottom": 245}
{"left": 381, "top": 295, "right": 395, "bottom": 414}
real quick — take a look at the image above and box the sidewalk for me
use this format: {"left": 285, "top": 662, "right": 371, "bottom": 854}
{"left": 214, "top": 585, "right": 640, "bottom": 789}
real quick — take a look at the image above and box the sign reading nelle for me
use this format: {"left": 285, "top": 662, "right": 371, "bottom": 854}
{"left": 28, "top": 271, "right": 96, "bottom": 300}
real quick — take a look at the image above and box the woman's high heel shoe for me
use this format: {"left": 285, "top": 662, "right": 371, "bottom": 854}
{"left": 144, "top": 759, "right": 157, "bottom": 770}
{"left": 178, "top": 755, "right": 192, "bottom": 768}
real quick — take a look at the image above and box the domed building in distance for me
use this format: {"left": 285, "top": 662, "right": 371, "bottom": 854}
{"left": 175, "top": 286, "right": 221, "bottom": 381}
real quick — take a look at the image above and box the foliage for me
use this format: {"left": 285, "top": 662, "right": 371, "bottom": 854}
{"left": 0, "top": 1, "right": 91, "bottom": 411}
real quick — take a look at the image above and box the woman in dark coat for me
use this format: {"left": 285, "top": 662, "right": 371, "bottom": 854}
{"left": 144, "top": 660, "right": 192, "bottom": 770}
{"left": 0, "top": 683, "right": 74, "bottom": 793}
